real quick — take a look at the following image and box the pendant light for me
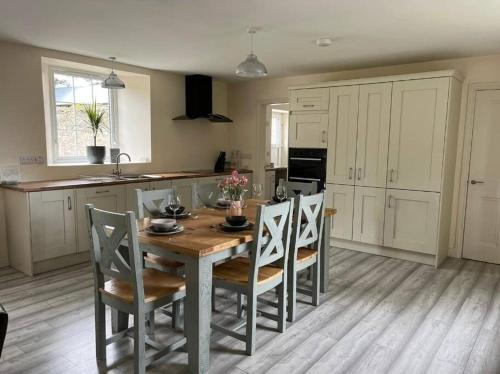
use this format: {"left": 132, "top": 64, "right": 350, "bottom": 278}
{"left": 236, "top": 27, "right": 268, "bottom": 78}
{"left": 102, "top": 57, "right": 125, "bottom": 89}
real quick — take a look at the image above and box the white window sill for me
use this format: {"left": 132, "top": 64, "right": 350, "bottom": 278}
{"left": 47, "top": 161, "right": 151, "bottom": 167}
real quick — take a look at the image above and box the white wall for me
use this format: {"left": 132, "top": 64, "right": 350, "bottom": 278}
{"left": 227, "top": 52, "right": 500, "bottom": 258}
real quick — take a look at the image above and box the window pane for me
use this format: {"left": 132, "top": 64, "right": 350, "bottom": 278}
{"left": 55, "top": 103, "right": 75, "bottom": 131}
{"left": 57, "top": 130, "right": 76, "bottom": 157}
{"left": 54, "top": 73, "right": 73, "bottom": 104}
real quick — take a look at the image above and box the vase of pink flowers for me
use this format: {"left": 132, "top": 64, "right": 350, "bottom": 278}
{"left": 218, "top": 170, "right": 248, "bottom": 216}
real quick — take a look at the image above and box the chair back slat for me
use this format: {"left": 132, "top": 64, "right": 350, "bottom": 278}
{"left": 291, "top": 192, "right": 325, "bottom": 259}
{"left": 249, "top": 201, "right": 293, "bottom": 283}
{"left": 279, "top": 179, "right": 317, "bottom": 197}
{"left": 192, "top": 182, "right": 220, "bottom": 209}
{"left": 86, "top": 205, "right": 144, "bottom": 300}
{"left": 136, "top": 188, "right": 174, "bottom": 218}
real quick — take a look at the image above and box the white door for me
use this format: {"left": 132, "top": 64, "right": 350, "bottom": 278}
{"left": 327, "top": 85, "right": 359, "bottom": 185}
{"left": 326, "top": 184, "right": 354, "bottom": 240}
{"left": 353, "top": 187, "right": 386, "bottom": 245}
{"left": 290, "top": 88, "right": 329, "bottom": 111}
{"left": 289, "top": 113, "right": 328, "bottom": 149}
{"left": 76, "top": 185, "right": 126, "bottom": 253}
{"left": 463, "top": 90, "right": 500, "bottom": 264}
{"left": 387, "top": 77, "right": 449, "bottom": 192}
{"left": 30, "top": 190, "right": 77, "bottom": 261}
{"left": 356, "top": 83, "right": 392, "bottom": 188}
{"left": 384, "top": 189, "right": 440, "bottom": 254}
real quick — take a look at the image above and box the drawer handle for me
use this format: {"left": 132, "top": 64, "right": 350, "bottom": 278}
{"left": 303, "top": 104, "right": 315, "bottom": 108}
{"left": 96, "top": 190, "right": 110, "bottom": 194}
{"left": 67, "top": 196, "right": 72, "bottom": 210}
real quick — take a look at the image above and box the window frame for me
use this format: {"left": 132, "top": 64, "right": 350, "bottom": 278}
{"left": 47, "top": 65, "right": 119, "bottom": 164}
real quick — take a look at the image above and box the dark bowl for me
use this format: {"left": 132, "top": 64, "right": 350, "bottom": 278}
{"left": 165, "top": 206, "right": 185, "bottom": 215}
{"left": 225, "top": 215, "right": 247, "bottom": 226}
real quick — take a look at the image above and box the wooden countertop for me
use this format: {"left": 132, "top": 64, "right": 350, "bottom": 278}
{"left": 1, "top": 169, "right": 253, "bottom": 193}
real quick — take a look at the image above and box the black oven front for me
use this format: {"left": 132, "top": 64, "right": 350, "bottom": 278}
{"left": 288, "top": 148, "right": 327, "bottom": 192}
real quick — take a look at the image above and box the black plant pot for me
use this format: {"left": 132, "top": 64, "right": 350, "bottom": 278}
{"left": 86, "top": 146, "right": 106, "bottom": 164}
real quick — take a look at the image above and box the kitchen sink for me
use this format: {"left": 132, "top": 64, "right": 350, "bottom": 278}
{"left": 80, "top": 174, "right": 155, "bottom": 182}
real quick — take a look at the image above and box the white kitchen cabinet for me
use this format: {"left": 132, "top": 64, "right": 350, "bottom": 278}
{"left": 356, "top": 83, "right": 392, "bottom": 188}
{"left": 326, "top": 85, "right": 359, "bottom": 184}
{"left": 289, "top": 113, "right": 328, "bottom": 149}
{"left": 125, "top": 182, "right": 151, "bottom": 215}
{"left": 150, "top": 179, "right": 173, "bottom": 191}
{"left": 352, "top": 187, "right": 386, "bottom": 245}
{"left": 264, "top": 170, "right": 276, "bottom": 200}
{"left": 326, "top": 184, "right": 354, "bottom": 240}
{"left": 76, "top": 185, "right": 126, "bottom": 253}
{"left": 387, "top": 78, "right": 449, "bottom": 192}
{"left": 30, "top": 190, "right": 77, "bottom": 261}
{"left": 383, "top": 189, "right": 440, "bottom": 254}
{"left": 172, "top": 178, "right": 198, "bottom": 211}
{"left": 290, "top": 88, "right": 329, "bottom": 111}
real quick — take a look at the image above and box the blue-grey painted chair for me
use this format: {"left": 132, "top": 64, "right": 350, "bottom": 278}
{"left": 85, "top": 204, "right": 187, "bottom": 374}
{"left": 211, "top": 200, "right": 294, "bottom": 355}
{"left": 287, "top": 192, "right": 325, "bottom": 322}
{"left": 279, "top": 178, "right": 318, "bottom": 197}
{"left": 192, "top": 182, "right": 221, "bottom": 209}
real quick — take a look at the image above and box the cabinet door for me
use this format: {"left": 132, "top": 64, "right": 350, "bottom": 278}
{"left": 387, "top": 78, "right": 449, "bottom": 192}
{"left": 172, "top": 178, "right": 198, "bottom": 211}
{"left": 356, "top": 83, "right": 392, "bottom": 187}
{"left": 264, "top": 171, "right": 276, "bottom": 200}
{"left": 290, "top": 88, "right": 329, "bottom": 111}
{"left": 327, "top": 86, "right": 359, "bottom": 185}
{"left": 289, "top": 113, "right": 328, "bottom": 149}
{"left": 76, "top": 185, "right": 126, "bottom": 253}
{"left": 352, "top": 187, "right": 386, "bottom": 245}
{"left": 383, "top": 189, "right": 440, "bottom": 254}
{"left": 125, "top": 182, "right": 151, "bottom": 215}
{"left": 150, "top": 179, "right": 172, "bottom": 191}
{"left": 30, "top": 190, "right": 77, "bottom": 261}
{"left": 326, "top": 184, "right": 354, "bottom": 240}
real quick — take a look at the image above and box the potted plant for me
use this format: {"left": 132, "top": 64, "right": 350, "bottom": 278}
{"left": 82, "top": 101, "right": 107, "bottom": 164}
{"left": 218, "top": 171, "right": 248, "bottom": 216}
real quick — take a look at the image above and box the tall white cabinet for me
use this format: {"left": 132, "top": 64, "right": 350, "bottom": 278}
{"left": 291, "top": 70, "right": 462, "bottom": 266}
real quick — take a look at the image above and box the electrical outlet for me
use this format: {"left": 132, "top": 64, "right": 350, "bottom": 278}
{"left": 20, "top": 155, "right": 45, "bottom": 165}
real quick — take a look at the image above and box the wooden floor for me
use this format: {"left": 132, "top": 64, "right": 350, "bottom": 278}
{"left": 1, "top": 248, "right": 500, "bottom": 373}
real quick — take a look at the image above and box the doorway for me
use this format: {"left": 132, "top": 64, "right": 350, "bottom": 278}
{"left": 463, "top": 89, "right": 500, "bottom": 264}
{"left": 265, "top": 103, "right": 289, "bottom": 168}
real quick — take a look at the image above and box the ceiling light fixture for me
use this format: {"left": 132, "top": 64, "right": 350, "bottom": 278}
{"left": 316, "top": 37, "right": 333, "bottom": 47}
{"left": 102, "top": 57, "right": 126, "bottom": 89}
{"left": 236, "top": 27, "right": 268, "bottom": 78}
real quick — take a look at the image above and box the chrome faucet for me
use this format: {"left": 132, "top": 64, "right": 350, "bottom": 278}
{"left": 112, "top": 153, "right": 131, "bottom": 177}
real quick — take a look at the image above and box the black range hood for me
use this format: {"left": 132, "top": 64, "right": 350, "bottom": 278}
{"left": 172, "top": 74, "right": 233, "bottom": 123}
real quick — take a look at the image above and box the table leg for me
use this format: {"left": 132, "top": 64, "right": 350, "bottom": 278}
{"left": 320, "top": 215, "right": 332, "bottom": 293}
{"left": 185, "top": 256, "right": 212, "bottom": 374}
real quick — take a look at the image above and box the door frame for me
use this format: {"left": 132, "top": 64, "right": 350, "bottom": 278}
{"left": 255, "top": 98, "right": 289, "bottom": 188}
{"left": 451, "top": 82, "right": 500, "bottom": 258}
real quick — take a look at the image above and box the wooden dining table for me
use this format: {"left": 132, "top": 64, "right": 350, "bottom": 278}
{"left": 114, "top": 199, "right": 335, "bottom": 374}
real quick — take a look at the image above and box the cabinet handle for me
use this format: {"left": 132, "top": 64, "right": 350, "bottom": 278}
{"left": 348, "top": 167, "right": 353, "bottom": 180}
{"left": 96, "top": 190, "right": 110, "bottom": 194}
{"left": 321, "top": 130, "right": 327, "bottom": 143}
{"left": 303, "top": 104, "right": 315, "bottom": 108}
{"left": 67, "top": 196, "right": 72, "bottom": 210}
{"left": 357, "top": 168, "right": 362, "bottom": 181}
{"left": 387, "top": 195, "right": 394, "bottom": 208}
{"left": 389, "top": 169, "right": 395, "bottom": 183}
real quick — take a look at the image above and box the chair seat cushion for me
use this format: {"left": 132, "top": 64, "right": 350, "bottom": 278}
{"left": 297, "top": 248, "right": 317, "bottom": 263}
{"left": 145, "top": 253, "right": 183, "bottom": 269}
{"left": 213, "top": 257, "right": 283, "bottom": 286}
{"left": 100, "top": 268, "right": 185, "bottom": 304}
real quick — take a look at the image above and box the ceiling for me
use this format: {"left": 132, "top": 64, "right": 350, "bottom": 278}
{"left": 1, "top": 0, "right": 500, "bottom": 81}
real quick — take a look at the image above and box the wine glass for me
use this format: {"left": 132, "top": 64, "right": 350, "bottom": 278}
{"left": 276, "top": 184, "right": 287, "bottom": 202}
{"left": 168, "top": 192, "right": 182, "bottom": 218}
{"left": 252, "top": 183, "right": 263, "bottom": 198}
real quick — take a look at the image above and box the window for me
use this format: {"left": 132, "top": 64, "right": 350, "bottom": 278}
{"left": 49, "top": 68, "right": 117, "bottom": 163}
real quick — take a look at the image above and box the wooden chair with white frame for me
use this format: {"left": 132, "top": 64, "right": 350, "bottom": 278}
{"left": 192, "top": 182, "right": 220, "bottom": 209}
{"left": 85, "top": 204, "right": 187, "bottom": 374}
{"left": 279, "top": 178, "right": 318, "bottom": 197}
{"left": 210, "top": 200, "right": 294, "bottom": 355}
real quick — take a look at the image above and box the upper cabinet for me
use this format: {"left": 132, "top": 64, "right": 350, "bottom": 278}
{"left": 289, "top": 113, "right": 328, "bottom": 149}
{"left": 290, "top": 88, "right": 329, "bottom": 111}
{"left": 326, "top": 86, "right": 359, "bottom": 184}
{"left": 387, "top": 78, "right": 450, "bottom": 192}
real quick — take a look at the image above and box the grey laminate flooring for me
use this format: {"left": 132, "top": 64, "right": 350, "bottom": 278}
{"left": 1, "top": 248, "right": 500, "bottom": 373}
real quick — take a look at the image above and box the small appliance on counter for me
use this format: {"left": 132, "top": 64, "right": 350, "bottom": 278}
{"left": 214, "top": 151, "right": 226, "bottom": 172}
{"left": 288, "top": 148, "right": 327, "bottom": 192}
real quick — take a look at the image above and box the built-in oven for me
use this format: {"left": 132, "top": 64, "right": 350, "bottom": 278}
{"left": 288, "top": 148, "right": 327, "bottom": 192}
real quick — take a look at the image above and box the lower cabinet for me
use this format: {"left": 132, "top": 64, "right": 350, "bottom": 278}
{"left": 30, "top": 190, "right": 77, "bottom": 261}
{"left": 125, "top": 182, "right": 151, "bottom": 214}
{"left": 326, "top": 184, "right": 354, "bottom": 240}
{"left": 352, "top": 186, "right": 386, "bottom": 245}
{"left": 172, "top": 178, "right": 198, "bottom": 211}
{"left": 383, "top": 189, "right": 440, "bottom": 254}
{"left": 76, "top": 185, "right": 126, "bottom": 253}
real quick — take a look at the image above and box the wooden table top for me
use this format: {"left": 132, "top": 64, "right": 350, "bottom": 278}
{"left": 137, "top": 199, "right": 336, "bottom": 258}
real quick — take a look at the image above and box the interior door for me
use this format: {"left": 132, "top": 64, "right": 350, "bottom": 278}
{"left": 327, "top": 85, "right": 359, "bottom": 185}
{"left": 326, "top": 183, "right": 354, "bottom": 240}
{"left": 387, "top": 77, "right": 449, "bottom": 192}
{"left": 463, "top": 90, "right": 500, "bottom": 264}
{"left": 289, "top": 113, "right": 328, "bottom": 148}
{"left": 352, "top": 186, "right": 386, "bottom": 245}
{"left": 356, "top": 83, "right": 392, "bottom": 187}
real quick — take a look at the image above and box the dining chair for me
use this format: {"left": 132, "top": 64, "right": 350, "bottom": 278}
{"left": 211, "top": 200, "right": 294, "bottom": 355}
{"left": 85, "top": 205, "right": 187, "bottom": 374}
{"left": 279, "top": 178, "right": 318, "bottom": 197}
{"left": 287, "top": 192, "right": 325, "bottom": 322}
{"left": 0, "top": 304, "right": 7, "bottom": 358}
{"left": 192, "top": 182, "right": 220, "bottom": 209}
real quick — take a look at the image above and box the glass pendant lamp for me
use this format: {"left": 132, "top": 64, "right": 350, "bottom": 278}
{"left": 236, "top": 28, "right": 268, "bottom": 78}
{"left": 102, "top": 57, "right": 126, "bottom": 89}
